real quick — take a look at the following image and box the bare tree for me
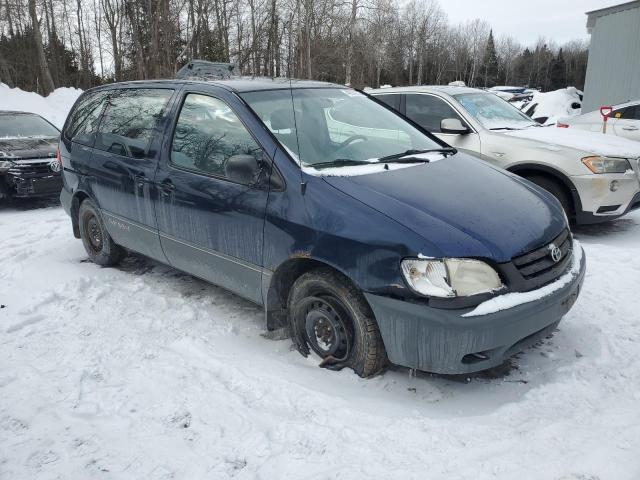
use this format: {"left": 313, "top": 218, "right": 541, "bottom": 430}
{"left": 28, "top": 0, "right": 55, "bottom": 94}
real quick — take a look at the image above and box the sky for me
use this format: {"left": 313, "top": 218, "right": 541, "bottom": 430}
{"left": 438, "top": 0, "right": 623, "bottom": 45}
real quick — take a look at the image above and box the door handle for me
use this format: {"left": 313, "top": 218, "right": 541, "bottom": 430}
{"left": 158, "top": 179, "right": 176, "bottom": 196}
{"left": 134, "top": 174, "right": 147, "bottom": 189}
{"left": 622, "top": 126, "right": 638, "bottom": 131}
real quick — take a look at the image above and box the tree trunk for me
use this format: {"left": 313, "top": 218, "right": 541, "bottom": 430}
{"left": 344, "top": 0, "right": 357, "bottom": 85}
{"left": 28, "top": 0, "right": 55, "bottom": 95}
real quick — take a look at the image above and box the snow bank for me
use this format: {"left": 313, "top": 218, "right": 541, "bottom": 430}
{"left": 522, "top": 87, "right": 582, "bottom": 125}
{"left": 505, "top": 125, "right": 640, "bottom": 158}
{"left": 463, "top": 240, "right": 583, "bottom": 317}
{"left": 0, "top": 83, "right": 82, "bottom": 128}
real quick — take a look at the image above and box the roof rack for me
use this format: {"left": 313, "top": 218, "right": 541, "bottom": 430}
{"left": 176, "top": 60, "right": 240, "bottom": 80}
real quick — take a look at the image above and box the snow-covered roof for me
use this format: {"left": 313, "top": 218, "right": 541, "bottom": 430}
{"left": 368, "top": 85, "right": 482, "bottom": 96}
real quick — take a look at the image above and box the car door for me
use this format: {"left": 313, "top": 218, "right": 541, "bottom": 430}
{"left": 88, "top": 87, "right": 176, "bottom": 261}
{"left": 403, "top": 93, "right": 481, "bottom": 154}
{"left": 613, "top": 105, "right": 640, "bottom": 141}
{"left": 154, "top": 89, "right": 274, "bottom": 304}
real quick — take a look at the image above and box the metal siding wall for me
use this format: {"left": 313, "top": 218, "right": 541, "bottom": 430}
{"left": 582, "top": 6, "right": 640, "bottom": 113}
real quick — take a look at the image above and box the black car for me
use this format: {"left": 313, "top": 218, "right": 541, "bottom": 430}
{"left": 0, "top": 111, "right": 62, "bottom": 201}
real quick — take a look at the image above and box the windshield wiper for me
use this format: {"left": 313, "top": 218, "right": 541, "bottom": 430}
{"left": 377, "top": 148, "right": 456, "bottom": 163}
{"left": 312, "top": 159, "right": 374, "bottom": 169}
{"left": 489, "top": 125, "right": 537, "bottom": 131}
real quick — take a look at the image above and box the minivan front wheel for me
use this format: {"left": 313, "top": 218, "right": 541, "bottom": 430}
{"left": 288, "top": 268, "right": 387, "bottom": 377}
{"left": 78, "top": 199, "right": 125, "bottom": 266}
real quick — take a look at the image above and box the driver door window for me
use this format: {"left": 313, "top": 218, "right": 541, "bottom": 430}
{"left": 171, "top": 94, "right": 262, "bottom": 180}
{"left": 405, "top": 94, "right": 465, "bottom": 133}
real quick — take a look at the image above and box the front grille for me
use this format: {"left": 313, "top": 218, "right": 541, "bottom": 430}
{"left": 512, "top": 228, "right": 572, "bottom": 285}
{"left": 8, "top": 159, "right": 58, "bottom": 176}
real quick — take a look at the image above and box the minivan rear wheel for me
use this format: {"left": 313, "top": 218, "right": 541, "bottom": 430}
{"left": 78, "top": 199, "right": 125, "bottom": 266}
{"left": 526, "top": 175, "right": 573, "bottom": 220}
{"left": 287, "top": 268, "right": 387, "bottom": 377}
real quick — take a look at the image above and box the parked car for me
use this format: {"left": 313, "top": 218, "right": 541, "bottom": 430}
{"left": 371, "top": 86, "right": 640, "bottom": 224}
{"left": 0, "top": 111, "right": 62, "bottom": 201}
{"left": 558, "top": 100, "right": 640, "bottom": 142}
{"left": 60, "top": 79, "right": 585, "bottom": 377}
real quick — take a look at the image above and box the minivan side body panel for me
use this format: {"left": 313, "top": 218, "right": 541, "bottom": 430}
{"left": 154, "top": 84, "right": 281, "bottom": 304}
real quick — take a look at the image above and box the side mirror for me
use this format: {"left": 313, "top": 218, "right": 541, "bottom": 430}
{"left": 225, "top": 154, "right": 262, "bottom": 185}
{"left": 440, "top": 118, "right": 470, "bottom": 135}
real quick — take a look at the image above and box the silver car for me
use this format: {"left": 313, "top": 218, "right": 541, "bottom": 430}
{"left": 370, "top": 86, "right": 640, "bottom": 224}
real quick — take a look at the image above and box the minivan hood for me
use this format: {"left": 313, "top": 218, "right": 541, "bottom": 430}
{"left": 323, "top": 153, "right": 566, "bottom": 263}
{"left": 503, "top": 126, "right": 640, "bottom": 159}
{"left": 0, "top": 137, "right": 58, "bottom": 160}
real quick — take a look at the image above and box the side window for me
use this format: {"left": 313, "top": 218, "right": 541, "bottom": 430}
{"left": 64, "top": 90, "right": 109, "bottom": 146}
{"left": 94, "top": 89, "right": 173, "bottom": 159}
{"left": 621, "top": 106, "right": 639, "bottom": 120}
{"left": 405, "top": 94, "right": 464, "bottom": 133}
{"left": 171, "top": 94, "right": 262, "bottom": 180}
{"left": 375, "top": 94, "right": 401, "bottom": 111}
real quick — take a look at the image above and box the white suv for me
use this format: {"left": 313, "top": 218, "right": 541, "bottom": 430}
{"left": 559, "top": 100, "right": 640, "bottom": 143}
{"left": 371, "top": 86, "right": 640, "bottom": 224}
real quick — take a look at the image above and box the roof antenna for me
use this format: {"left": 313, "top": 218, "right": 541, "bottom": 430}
{"left": 288, "top": 76, "right": 306, "bottom": 194}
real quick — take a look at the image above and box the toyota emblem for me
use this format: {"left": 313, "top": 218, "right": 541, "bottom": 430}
{"left": 49, "top": 159, "right": 61, "bottom": 173}
{"left": 548, "top": 243, "right": 562, "bottom": 263}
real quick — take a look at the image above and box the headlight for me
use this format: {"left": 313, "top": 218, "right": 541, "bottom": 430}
{"left": 582, "top": 156, "right": 630, "bottom": 174}
{"left": 0, "top": 160, "right": 15, "bottom": 171}
{"left": 401, "top": 258, "right": 504, "bottom": 298}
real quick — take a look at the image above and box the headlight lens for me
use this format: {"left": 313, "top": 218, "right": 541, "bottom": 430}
{"left": 582, "top": 156, "right": 630, "bottom": 174}
{"left": 401, "top": 258, "right": 503, "bottom": 298}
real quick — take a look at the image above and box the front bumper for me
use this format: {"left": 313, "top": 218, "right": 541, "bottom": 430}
{"left": 4, "top": 172, "right": 62, "bottom": 198}
{"left": 365, "top": 247, "right": 586, "bottom": 374}
{"left": 572, "top": 170, "right": 640, "bottom": 224}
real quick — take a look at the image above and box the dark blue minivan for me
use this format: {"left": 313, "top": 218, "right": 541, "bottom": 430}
{"left": 59, "top": 78, "right": 586, "bottom": 377}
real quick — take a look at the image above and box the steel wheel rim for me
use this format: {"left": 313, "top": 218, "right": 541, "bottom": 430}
{"left": 84, "top": 214, "right": 103, "bottom": 254}
{"left": 299, "top": 296, "right": 352, "bottom": 360}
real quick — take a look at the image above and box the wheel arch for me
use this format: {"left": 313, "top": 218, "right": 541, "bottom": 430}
{"left": 70, "top": 189, "right": 93, "bottom": 238}
{"left": 507, "top": 163, "right": 582, "bottom": 216}
{"left": 264, "top": 256, "right": 361, "bottom": 331}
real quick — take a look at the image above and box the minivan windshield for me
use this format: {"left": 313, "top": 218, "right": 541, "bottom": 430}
{"left": 0, "top": 114, "right": 59, "bottom": 139}
{"left": 454, "top": 92, "right": 537, "bottom": 130}
{"left": 241, "top": 88, "right": 442, "bottom": 167}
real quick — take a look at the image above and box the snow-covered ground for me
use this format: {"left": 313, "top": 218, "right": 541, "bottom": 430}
{"left": 0, "top": 83, "right": 82, "bottom": 128}
{"left": 2, "top": 200, "right": 640, "bottom": 479}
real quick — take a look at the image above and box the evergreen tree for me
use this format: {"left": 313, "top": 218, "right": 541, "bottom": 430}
{"left": 549, "top": 48, "right": 567, "bottom": 90}
{"left": 482, "top": 30, "right": 499, "bottom": 87}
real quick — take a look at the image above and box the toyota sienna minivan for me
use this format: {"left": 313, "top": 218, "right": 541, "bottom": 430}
{"left": 59, "top": 78, "right": 586, "bottom": 377}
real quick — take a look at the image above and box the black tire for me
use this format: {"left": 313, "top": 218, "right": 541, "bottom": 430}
{"left": 78, "top": 199, "right": 125, "bottom": 266}
{"left": 287, "top": 268, "right": 387, "bottom": 378}
{"left": 526, "top": 175, "right": 573, "bottom": 219}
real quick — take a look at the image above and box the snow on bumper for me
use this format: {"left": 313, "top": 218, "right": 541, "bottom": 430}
{"left": 364, "top": 243, "right": 586, "bottom": 374}
{"left": 464, "top": 240, "right": 584, "bottom": 317}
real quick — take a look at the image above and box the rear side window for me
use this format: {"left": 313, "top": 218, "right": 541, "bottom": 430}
{"left": 375, "top": 94, "right": 401, "bottom": 111}
{"left": 64, "top": 90, "right": 109, "bottom": 146}
{"left": 170, "top": 93, "right": 262, "bottom": 179}
{"left": 621, "top": 106, "right": 639, "bottom": 120}
{"left": 94, "top": 89, "right": 173, "bottom": 159}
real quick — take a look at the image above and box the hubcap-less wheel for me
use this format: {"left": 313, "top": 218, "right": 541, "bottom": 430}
{"left": 300, "top": 296, "right": 352, "bottom": 361}
{"left": 84, "top": 214, "right": 103, "bottom": 254}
